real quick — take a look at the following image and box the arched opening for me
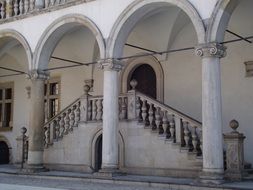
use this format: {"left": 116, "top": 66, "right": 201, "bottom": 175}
{"left": 108, "top": 0, "right": 205, "bottom": 121}
{"left": 0, "top": 141, "right": 9, "bottom": 164}
{"left": 94, "top": 134, "right": 102, "bottom": 172}
{"left": 128, "top": 64, "right": 157, "bottom": 99}
{"left": 209, "top": 0, "right": 253, "bottom": 167}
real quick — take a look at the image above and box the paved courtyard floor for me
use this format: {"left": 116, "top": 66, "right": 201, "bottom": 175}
{"left": 0, "top": 165, "right": 252, "bottom": 190}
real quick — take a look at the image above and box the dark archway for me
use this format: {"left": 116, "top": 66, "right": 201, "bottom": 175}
{"left": 94, "top": 134, "right": 102, "bottom": 172}
{"left": 0, "top": 141, "right": 9, "bottom": 164}
{"left": 129, "top": 64, "right": 157, "bottom": 99}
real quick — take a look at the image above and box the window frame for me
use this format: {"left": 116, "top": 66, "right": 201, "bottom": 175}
{"left": 44, "top": 77, "right": 61, "bottom": 122}
{"left": 0, "top": 82, "right": 14, "bottom": 132}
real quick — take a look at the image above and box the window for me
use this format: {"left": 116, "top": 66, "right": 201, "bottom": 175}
{"left": 0, "top": 82, "right": 14, "bottom": 131}
{"left": 44, "top": 77, "right": 60, "bottom": 122}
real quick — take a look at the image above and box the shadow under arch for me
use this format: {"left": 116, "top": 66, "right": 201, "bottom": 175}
{"left": 0, "top": 135, "right": 12, "bottom": 164}
{"left": 90, "top": 128, "right": 125, "bottom": 172}
{"left": 207, "top": 0, "right": 239, "bottom": 42}
{"left": 33, "top": 14, "right": 106, "bottom": 70}
{"left": 107, "top": 0, "right": 205, "bottom": 59}
{"left": 0, "top": 29, "right": 32, "bottom": 71}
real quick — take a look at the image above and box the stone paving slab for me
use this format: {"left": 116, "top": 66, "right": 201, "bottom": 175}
{"left": 0, "top": 165, "right": 253, "bottom": 190}
{"left": 0, "top": 183, "right": 64, "bottom": 190}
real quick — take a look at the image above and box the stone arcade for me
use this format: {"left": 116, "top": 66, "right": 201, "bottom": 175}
{"left": 0, "top": 0, "right": 252, "bottom": 184}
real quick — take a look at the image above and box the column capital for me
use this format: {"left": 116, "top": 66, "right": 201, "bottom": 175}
{"left": 195, "top": 43, "right": 227, "bottom": 58}
{"left": 98, "top": 58, "right": 124, "bottom": 71}
{"left": 27, "top": 70, "right": 49, "bottom": 80}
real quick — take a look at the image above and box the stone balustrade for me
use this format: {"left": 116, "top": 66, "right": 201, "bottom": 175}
{"left": 0, "top": 0, "right": 92, "bottom": 21}
{"left": 135, "top": 92, "right": 202, "bottom": 156}
{"left": 44, "top": 89, "right": 202, "bottom": 157}
{"left": 44, "top": 98, "right": 80, "bottom": 148}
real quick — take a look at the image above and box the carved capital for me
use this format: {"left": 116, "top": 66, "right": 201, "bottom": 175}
{"left": 195, "top": 43, "right": 227, "bottom": 58}
{"left": 98, "top": 58, "right": 124, "bottom": 71}
{"left": 27, "top": 70, "right": 49, "bottom": 80}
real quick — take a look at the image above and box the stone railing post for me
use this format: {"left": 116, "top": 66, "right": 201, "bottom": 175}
{"left": 224, "top": 120, "right": 246, "bottom": 180}
{"left": 195, "top": 43, "right": 226, "bottom": 183}
{"left": 80, "top": 84, "right": 90, "bottom": 122}
{"left": 127, "top": 79, "right": 138, "bottom": 120}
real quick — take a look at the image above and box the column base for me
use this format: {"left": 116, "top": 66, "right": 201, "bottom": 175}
{"left": 93, "top": 167, "right": 125, "bottom": 178}
{"left": 198, "top": 171, "right": 224, "bottom": 185}
{"left": 20, "top": 163, "right": 48, "bottom": 173}
{"left": 225, "top": 170, "right": 248, "bottom": 181}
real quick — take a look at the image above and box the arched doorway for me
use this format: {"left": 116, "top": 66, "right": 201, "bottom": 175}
{"left": 94, "top": 134, "right": 102, "bottom": 172}
{"left": 128, "top": 64, "right": 157, "bottom": 99}
{"left": 0, "top": 141, "right": 9, "bottom": 164}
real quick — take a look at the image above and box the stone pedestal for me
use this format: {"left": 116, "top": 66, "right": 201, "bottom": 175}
{"left": 99, "top": 59, "right": 123, "bottom": 175}
{"left": 224, "top": 120, "right": 246, "bottom": 181}
{"left": 195, "top": 43, "right": 226, "bottom": 184}
{"left": 26, "top": 70, "right": 48, "bottom": 172}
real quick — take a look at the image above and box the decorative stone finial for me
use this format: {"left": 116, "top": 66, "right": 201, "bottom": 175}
{"left": 21, "top": 126, "right": 27, "bottom": 135}
{"left": 229, "top": 119, "right": 239, "bottom": 133}
{"left": 130, "top": 79, "right": 138, "bottom": 90}
{"left": 83, "top": 85, "right": 90, "bottom": 95}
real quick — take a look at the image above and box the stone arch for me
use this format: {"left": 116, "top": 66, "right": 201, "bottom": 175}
{"left": 0, "top": 136, "right": 12, "bottom": 164}
{"left": 120, "top": 55, "right": 164, "bottom": 101}
{"left": 33, "top": 14, "right": 106, "bottom": 70}
{"left": 90, "top": 128, "right": 125, "bottom": 171}
{"left": 0, "top": 29, "right": 32, "bottom": 71}
{"left": 107, "top": 0, "right": 205, "bottom": 59}
{"left": 207, "top": 0, "right": 239, "bottom": 42}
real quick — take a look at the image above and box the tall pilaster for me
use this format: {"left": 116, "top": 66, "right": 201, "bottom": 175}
{"left": 99, "top": 59, "right": 123, "bottom": 173}
{"left": 195, "top": 43, "right": 226, "bottom": 182}
{"left": 27, "top": 70, "right": 48, "bottom": 170}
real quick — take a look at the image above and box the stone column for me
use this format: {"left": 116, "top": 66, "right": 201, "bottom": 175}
{"left": 99, "top": 59, "right": 123, "bottom": 174}
{"left": 27, "top": 70, "right": 48, "bottom": 171}
{"left": 195, "top": 43, "right": 226, "bottom": 183}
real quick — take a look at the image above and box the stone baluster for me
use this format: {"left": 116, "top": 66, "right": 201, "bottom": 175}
{"left": 29, "top": 0, "right": 34, "bottom": 10}
{"left": 183, "top": 121, "right": 190, "bottom": 149}
{"left": 96, "top": 99, "right": 103, "bottom": 121}
{"left": 191, "top": 126, "right": 198, "bottom": 153}
{"left": 87, "top": 100, "right": 92, "bottom": 121}
{"left": 34, "top": 0, "right": 45, "bottom": 9}
{"left": 69, "top": 106, "right": 75, "bottom": 132}
{"left": 64, "top": 110, "right": 70, "bottom": 134}
{"left": 120, "top": 97, "right": 127, "bottom": 120}
{"left": 162, "top": 111, "right": 168, "bottom": 138}
{"left": 169, "top": 115, "right": 175, "bottom": 142}
{"left": 5, "top": 0, "right": 13, "bottom": 18}
{"left": 24, "top": 0, "right": 29, "bottom": 13}
{"left": 59, "top": 114, "right": 65, "bottom": 138}
{"left": 0, "top": 2, "right": 5, "bottom": 19}
{"left": 55, "top": 0, "right": 60, "bottom": 5}
{"left": 136, "top": 96, "right": 141, "bottom": 122}
{"left": 174, "top": 117, "right": 183, "bottom": 145}
{"left": 50, "top": 121, "right": 55, "bottom": 142}
{"left": 13, "top": 0, "right": 18, "bottom": 16}
{"left": 154, "top": 107, "right": 161, "bottom": 131}
{"left": 44, "top": 126, "right": 50, "bottom": 148}
{"left": 45, "top": 0, "right": 50, "bottom": 8}
{"left": 50, "top": 0, "right": 55, "bottom": 6}
{"left": 19, "top": 0, "right": 23, "bottom": 14}
{"left": 74, "top": 102, "right": 80, "bottom": 127}
{"left": 141, "top": 99, "right": 147, "bottom": 125}
{"left": 148, "top": 103, "right": 154, "bottom": 128}
{"left": 55, "top": 117, "right": 60, "bottom": 141}
{"left": 92, "top": 99, "right": 97, "bottom": 121}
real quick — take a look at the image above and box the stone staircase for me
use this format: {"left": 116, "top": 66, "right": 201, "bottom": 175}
{"left": 43, "top": 88, "right": 203, "bottom": 162}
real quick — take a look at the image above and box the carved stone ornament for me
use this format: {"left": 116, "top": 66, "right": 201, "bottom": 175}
{"left": 195, "top": 43, "right": 227, "bottom": 58}
{"left": 27, "top": 70, "right": 50, "bottom": 80}
{"left": 98, "top": 58, "right": 124, "bottom": 71}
